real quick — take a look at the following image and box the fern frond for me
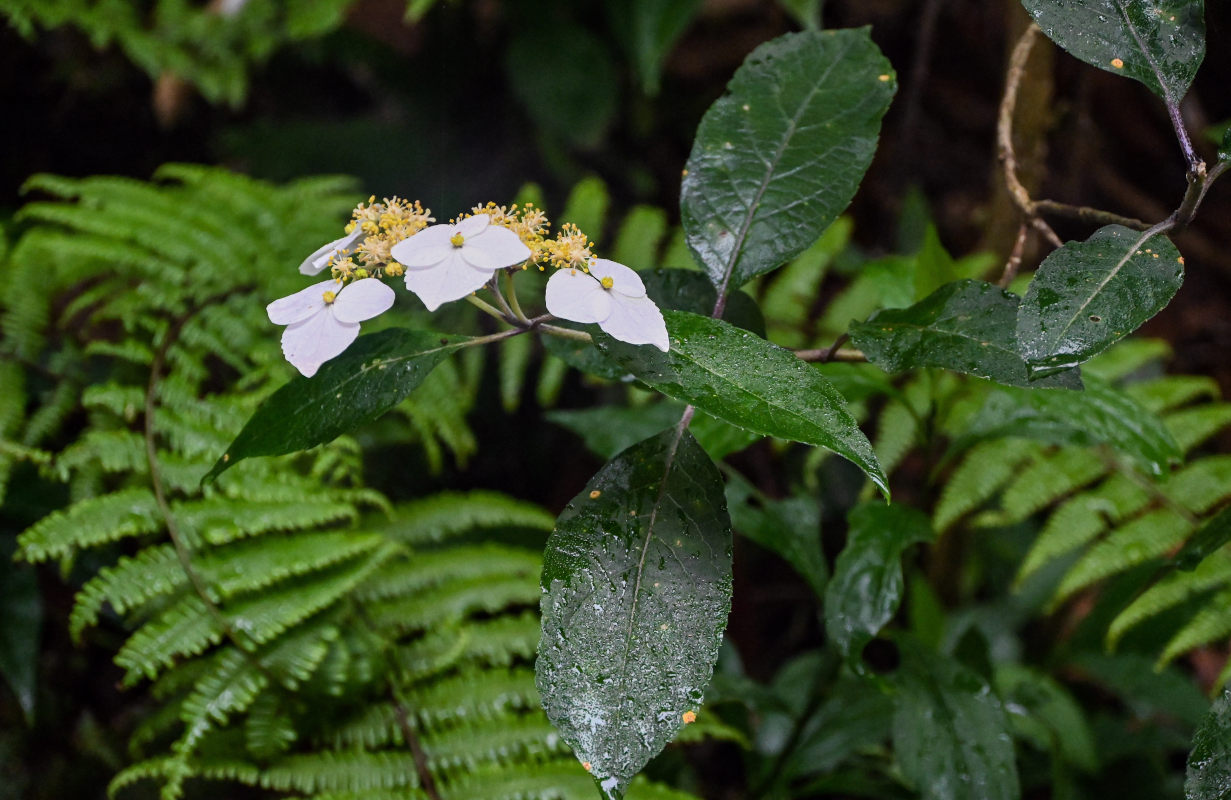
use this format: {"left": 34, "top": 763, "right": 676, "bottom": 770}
{"left": 195, "top": 531, "right": 387, "bottom": 599}
{"left": 355, "top": 544, "right": 541, "bottom": 603}
{"left": 199, "top": 751, "right": 421, "bottom": 793}
{"left": 172, "top": 497, "right": 361, "bottom": 548}
{"left": 1166, "top": 403, "right": 1231, "bottom": 454}
{"left": 1108, "top": 550, "right": 1231, "bottom": 647}
{"left": 17, "top": 488, "right": 162, "bottom": 562}
{"left": 1158, "top": 586, "right": 1231, "bottom": 666}
{"left": 389, "top": 492, "right": 555, "bottom": 545}
{"left": 56, "top": 429, "right": 147, "bottom": 478}
{"left": 245, "top": 691, "right": 298, "bottom": 760}
{"left": 71, "top": 544, "right": 184, "bottom": 639}
{"left": 933, "top": 439, "right": 1041, "bottom": 532}
{"left": 1163, "top": 456, "right": 1231, "bottom": 513}
{"left": 1125, "top": 375, "right": 1221, "bottom": 414}
{"left": 425, "top": 714, "right": 567, "bottom": 773}
{"left": 1016, "top": 474, "right": 1149, "bottom": 585}
{"left": 873, "top": 399, "right": 919, "bottom": 478}
{"left": 1082, "top": 338, "right": 1171, "bottom": 382}
{"left": 987, "top": 448, "right": 1107, "bottom": 526}
{"left": 409, "top": 667, "right": 540, "bottom": 730}
{"left": 1050, "top": 509, "right": 1192, "bottom": 609}
{"left": 366, "top": 574, "right": 541, "bottom": 633}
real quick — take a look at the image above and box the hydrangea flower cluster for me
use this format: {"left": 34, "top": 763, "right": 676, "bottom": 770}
{"left": 268, "top": 196, "right": 668, "bottom": 377}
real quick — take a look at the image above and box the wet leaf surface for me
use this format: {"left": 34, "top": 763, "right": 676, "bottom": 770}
{"left": 537, "top": 428, "right": 732, "bottom": 800}
{"left": 825, "top": 503, "right": 933, "bottom": 666}
{"left": 956, "top": 378, "right": 1181, "bottom": 475}
{"left": 1022, "top": 0, "right": 1205, "bottom": 102}
{"left": 725, "top": 472, "right": 827, "bottom": 598}
{"left": 680, "top": 28, "right": 895, "bottom": 291}
{"left": 600, "top": 310, "right": 887, "bottom": 496}
{"left": 1187, "top": 688, "right": 1231, "bottom": 799}
{"left": 206, "top": 328, "right": 467, "bottom": 480}
{"left": 1016, "top": 225, "right": 1183, "bottom": 377}
{"left": 851, "top": 279, "right": 1082, "bottom": 389}
{"left": 893, "top": 642, "right": 1021, "bottom": 800}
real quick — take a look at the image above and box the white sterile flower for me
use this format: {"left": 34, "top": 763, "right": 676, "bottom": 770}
{"left": 299, "top": 227, "right": 365, "bottom": 276}
{"left": 545, "top": 258, "right": 669, "bottom": 351}
{"left": 390, "top": 213, "right": 531, "bottom": 311}
{"left": 266, "top": 277, "right": 394, "bottom": 377}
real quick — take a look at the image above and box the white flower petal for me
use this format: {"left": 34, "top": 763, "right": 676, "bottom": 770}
{"left": 462, "top": 225, "right": 532, "bottom": 271}
{"left": 299, "top": 229, "right": 363, "bottom": 276}
{"left": 391, "top": 225, "right": 455, "bottom": 267}
{"left": 589, "top": 258, "right": 647, "bottom": 298}
{"left": 600, "top": 294, "right": 669, "bottom": 351}
{"left": 403, "top": 251, "right": 492, "bottom": 311}
{"left": 281, "top": 311, "right": 360, "bottom": 377}
{"left": 545, "top": 269, "right": 613, "bottom": 324}
{"left": 267, "top": 279, "right": 338, "bottom": 325}
{"left": 332, "top": 278, "right": 395, "bottom": 324}
{"left": 455, "top": 214, "right": 490, "bottom": 238}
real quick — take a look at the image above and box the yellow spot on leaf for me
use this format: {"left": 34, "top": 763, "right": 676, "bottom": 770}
{"left": 1111, "top": 58, "right": 1125, "bottom": 69}
{"left": 878, "top": 74, "right": 891, "bottom": 82}
{"left": 682, "top": 711, "right": 697, "bottom": 724}
{"left": 582, "top": 762, "right": 592, "bottom": 772}
{"left": 589, "top": 490, "right": 602, "bottom": 499}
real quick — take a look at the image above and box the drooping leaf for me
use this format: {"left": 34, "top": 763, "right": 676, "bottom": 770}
{"left": 537, "top": 428, "right": 732, "bottom": 800}
{"left": 1021, "top": 0, "right": 1205, "bottom": 103}
{"left": 1186, "top": 689, "right": 1231, "bottom": 800}
{"left": 605, "top": 0, "right": 703, "bottom": 95}
{"left": 1016, "top": 225, "right": 1183, "bottom": 377}
{"left": 956, "top": 379, "right": 1181, "bottom": 476}
{"left": 1174, "top": 505, "right": 1231, "bottom": 572}
{"left": 641, "top": 269, "right": 765, "bottom": 336}
{"left": 207, "top": 329, "right": 468, "bottom": 480}
{"left": 600, "top": 310, "right": 887, "bottom": 495}
{"left": 725, "top": 472, "right": 827, "bottom": 598}
{"left": 893, "top": 643, "right": 1020, "bottom": 800}
{"left": 680, "top": 28, "right": 896, "bottom": 292}
{"left": 548, "top": 402, "right": 758, "bottom": 462}
{"left": 851, "top": 279, "right": 1082, "bottom": 390}
{"left": 825, "top": 504, "right": 933, "bottom": 665}
{"left": 0, "top": 538, "right": 41, "bottom": 723}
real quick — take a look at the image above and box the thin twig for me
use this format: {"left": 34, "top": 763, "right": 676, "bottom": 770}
{"left": 998, "top": 223, "right": 1029, "bottom": 288}
{"left": 1032, "top": 200, "right": 1150, "bottom": 231}
{"left": 1167, "top": 100, "right": 1200, "bottom": 173}
{"left": 997, "top": 24, "right": 1063, "bottom": 249}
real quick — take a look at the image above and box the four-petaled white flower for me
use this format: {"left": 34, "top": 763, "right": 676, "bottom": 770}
{"left": 390, "top": 214, "right": 530, "bottom": 311}
{"left": 545, "top": 258, "right": 669, "bottom": 351}
{"left": 267, "top": 277, "right": 394, "bottom": 377}
{"left": 299, "top": 227, "right": 364, "bottom": 276}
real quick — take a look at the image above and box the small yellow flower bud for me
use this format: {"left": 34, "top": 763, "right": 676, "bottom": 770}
{"left": 385, "top": 264, "right": 405, "bottom": 277}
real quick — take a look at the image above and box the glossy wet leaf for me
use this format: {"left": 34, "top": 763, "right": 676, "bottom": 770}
{"left": 851, "top": 279, "right": 1082, "bottom": 390}
{"left": 825, "top": 504, "right": 933, "bottom": 666}
{"left": 206, "top": 328, "right": 467, "bottom": 480}
{"left": 957, "top": 379, "right": 1180, "bottom": 475}
{"left": 1174, "top": 506, "right": 1231, "bottom": 571}
{"left": 994, "top": 663, "right": 1098, "bottom": 772}
{"left": 600, "top": 310, "right": 887, "bottom": 496}
{"left": 725, "top": 472, "right": 827, "bottom": 598}
{"left": 1017, "top": 225, "right": 1183, "bottom": 377}
{"left": 1022, "top": 0, "right": 1205, "bottom": 103}
{"left": 537, "top": 429, "right": 732, "bottom": 800}
{"left": 1221, "top": 127, "right": 1231, "bottom": 162}
{"left": 1187, "top": 688, "right": 1231, "bottom": 800}
{"left": 680, "top": 28, "right": 895, "bottom": 292}
{"left": 893, "top": 643, "right": 1020, "bottom": 800}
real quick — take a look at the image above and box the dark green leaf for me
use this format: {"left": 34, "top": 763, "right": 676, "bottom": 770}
{"left": 825, "top": 504, "right": 932, "bottom": 664}
{"left": 206, "top": 329, "right": 467, "bottom": 480}
{"left": 1016, "top": 225, "right": 1183, "bottom": 377}
{"left": 956, "top": 378, "right": 1180, "bottom": 475}
{"left": 0, "top": 537, "right": 41, "bottom": 723}
{"left": 1186, "top": 688, "right": 1231, "bottom": 800}
{"left": 537, "top": 429, "right": 732, "bottom": 799}
{"left": 994, "top": 663, "right": 1098, "bottom": 773}
{"left": 893, "top": 643, "right": 1020, "bottom": 800}
{"left": 605, "top": 0, "right": 703, "bottom": 95}
{"left": 786, "top": 676, "right": 895, "bottom": 779}
{"left": 542, "top": 326, "right": 627, "bottom": 380}
{"left": 1220, "top": 127, "right": 1231, "bottom": 162}
{"left": 725, "top": 473, "right": 827, "bottom": 598}
{"left": 642, "top": 269, "right": 765, "bottom": 336}
{"left": 1070, "top": 651, "right": 1208, "bottom": 725}
{"left": 680, "top": 28, "right": 895, "bottom": 291}
{"left": 777, "top": 0, "right": 822, "bottom": 30}
{"left": 506, "top": 24, "right": 619, "bottom": 148}
{"left": 851, "top": 279, "right": 1083, "bottom": 390}
{"left": 600, "top": 310, "right": 887, "bottom": 495}
{"left": 548, "top": 403, "right": 758, "bottom": 461}
{"left": 1175, "top": 506, "right": 1231, "bottom": 571}
{"left": 1022, "top": 0, "right": 1205, "bottom": 102}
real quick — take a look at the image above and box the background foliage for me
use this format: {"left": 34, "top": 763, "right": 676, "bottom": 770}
{"left": 4, "top": 1, "right": 1231, "bottom": 799}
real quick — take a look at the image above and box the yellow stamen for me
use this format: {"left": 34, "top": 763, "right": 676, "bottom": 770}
{"left": 600, "top": 276, "right": 614, "bottom": 289}
{"left": 322, "top": 291, "right": 337, "bottom": 304}
{"left": 450, "top": 233, "right": 465, "bottom": 247}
